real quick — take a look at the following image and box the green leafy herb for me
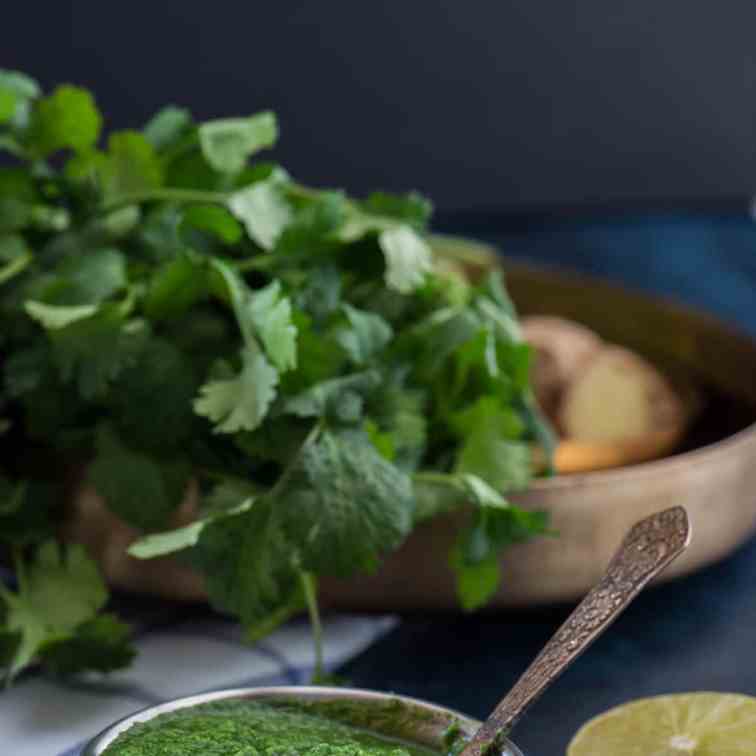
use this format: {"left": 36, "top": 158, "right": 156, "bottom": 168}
{"left": 194, "top": 346, "right": 279, "bottom": 433}
{"left": 276, "top": 429, "right": 414, "bottom": 576}
{"left": 0, "top": 70, "right": 552, "bottom": 684}
{"left": 127, "top": 492, "right": 255, "bottom": 559}
{"left": 193, "top": 497, "right": 305, "bottom": 637}
{"left": 379, "top": 225, "right": 434, "bottom": 293}
{"left": 227, "top": 173, "right": 292, "bottom": 249}
{"left": 0, "top": 233, "right": 32, "bottom": 284}
{"left": 336, "top": 304, "right": 393, "bottom": 365}
{"left": 143, "top": 105, "right": 191, "bottom": 150}
{"left": 0, "top": 542, "right": 114, "bottom": 682}
{"left": 26, "top": 84, "right": 102, "bottom": 156}
{"left": 39, "top": 613, "right": 135, "bottom": 677}
{"left": 87, "top": 425, "right": 190, "bottom": 531}
{"left": 199, "top": 112, "right": 278, "bottom": 174}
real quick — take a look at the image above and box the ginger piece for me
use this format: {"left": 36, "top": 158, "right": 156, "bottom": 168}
{"left": 560, "top": 346, "right": 686, "bottom": 443}
{"left": 522, "top": 316, "right": 603, "bottom": 419}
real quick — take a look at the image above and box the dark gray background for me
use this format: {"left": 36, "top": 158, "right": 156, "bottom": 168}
{"left": 5, "top": 2, "right": 756, "bottom": 211}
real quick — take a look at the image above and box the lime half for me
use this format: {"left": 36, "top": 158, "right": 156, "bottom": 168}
{"left": 567, "top": 693, "right": 756, "bottom": 755}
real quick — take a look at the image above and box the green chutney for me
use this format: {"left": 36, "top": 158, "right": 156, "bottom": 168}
{"left": 102, "top": 700, "right": 440, "bottom": 756}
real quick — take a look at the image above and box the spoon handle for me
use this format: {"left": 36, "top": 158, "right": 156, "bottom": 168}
{"left": 460, "top": 506, "right": 691, "bottom": 756}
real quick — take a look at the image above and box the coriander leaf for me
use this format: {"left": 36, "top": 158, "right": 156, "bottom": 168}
{"left": 3, "top": 344, "right": 50, "bottom": 398}
{"left": 408, "top": 306, "right": 482, "bottom": 377}
{"left": 448, "top": 481, "right": 549, "bottom": 611}
{"left": 48, "top": 307, "right": 148, "bottom": 398}
{"left": 210, "top": 260, "right": 297, "bottom": 370}
{"left": 338, "top": 209, "right": 394, "bottom": 243}
{"left": 128, "top": 520, "right": 205, "bottom": 559}
{"left": 0, "top": 233, "right": 32, "bottom": 285}
{"left": 227, "top": 174, "right": 292, "bottom": 250}
{"left": 412, "top": 474, "right": 465, "bottom": 523}
{"left": 143, "top": 106, "right": 192, "bottom": 150}
{"left": 279, "top": 311, "right": 345, "bottom": 394}
{"left": 194, "top": 346, "right": 278, "bottom": 433}
{"left": 451, "top": 396, "right": 531, "bottom": 492}
{"left": 30, "top": 205, "right": 70, "bottom": 232}
{"left": 365, "top": 420, "right": 396, "bottom": 460}
{"left": 204, "top": 479, "right": 262, "bottom": 514}
{"left": 247, "top": 279, "right": 298, "bottom": 371}
{"left": 235, "top": 415, "right": 311, "bottom": 463}
{"left": 453, "top": 324, "right": 498, "bottom": 383}
{"left": 95, "top": 205, "right": 141, "bottom": 238}
{"left": 39, "top": 613, "right": 135, "bottom": 677}
{"left": 138, "top": 205, "right": 185, "bottom": 260}
{"left": 0, "top": 88, "right": 15, "bottom": 123}
{"left": 109, "top": 339, "right": 198, "bottom": 451}
{"left": 0, "top": 631, "right": 20, "bottom": 670}
{"left": 0, "top": 135, "right": 22, "bottom": 156}
{"left": 42, "top": 247, "right": 127, "bottom": 306}
{"left": 64, "top": 147, "right": 109, "bottom": 189}
{"left": 0, "top": 69, "right": 40, "bottom": 102}
{"left": 208, "top": 258, "right": 255, "bottom": 345}
{"left": 339, "top": 191, "right": 432, "bottom": 242}
{"left": 285, "top": 371, "right": 380, "bottom": 422}
{"left": 24, "top": 301, "right": 100, "bottom": 329}
{"left": 379, "top": 225, "right": 434, "bottom": 294}
{"left": 487, "top": 505, "right": 550, "bottom": 547}
{"left": 100, "top": 131, "right": 163, "bottom": 201}
{"left": 232, "top": 161, "right": 278, "bottom": 187}
{"left": 0, "top": 542, "right": 107, "bottom": 682}
{"left": 447, "top": 510, "right": 501, "bottom": 612}
{"left": 143, "top": 253, "right": 207, "bottom": 321}
{"left": 0, "top": 198, "right": 31, "bottom": 233}
{"left": 362, "top": 191, "right": 432, "bottom": 227}
{"left": 294, "top": 265, "right": 341, "bottom": 321}
{"left": 273, "top": 190, "right": 347, "bottom": 258}
{"left": 0, "top": 69, "right": 40, "bottom": 128}
{"left": 0, "top": 479, "right": 56, "bottom": 546}
{"left": 182, "top": 204, "right": 242, "bottom": 244}
{"left": 128, "top": 495, "right": 254, "bottom": 559}
{"left": 277, "top": 429, "right": 414, "bottom": 576}
{"left": 449, "top": 542, "right": 500, "bottom": 612}
{"left": 199, "top": 111, "right": 278, "bottom": 174}
{"left": 193, "top": 496, "right": 304, "bottom": 634}
{"left": 88, "top": 424, "right": 190, "bottom": 531}
{"left": 0, "top": 166, "right": 37, "bottom": 201}
{"left": 26, "top": 85, "right": 102, "bottom": 157}
{"left": 335, "top": 304, "right": 393, "bottom": 365}
{"left": 366, "top": 381, "right": 427, "bottom": 471}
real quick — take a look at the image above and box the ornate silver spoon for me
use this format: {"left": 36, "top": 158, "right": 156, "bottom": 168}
{"left": 458, "top": 505, "right": 691, "bottom": 756}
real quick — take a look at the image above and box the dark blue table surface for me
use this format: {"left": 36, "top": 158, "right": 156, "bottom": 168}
{"left": 341, "top": 209, "right": 756, "bottom": 755}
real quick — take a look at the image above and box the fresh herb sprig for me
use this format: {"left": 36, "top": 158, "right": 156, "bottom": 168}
{"left": 0, "top": 69, "right": 552, "bottom": 685}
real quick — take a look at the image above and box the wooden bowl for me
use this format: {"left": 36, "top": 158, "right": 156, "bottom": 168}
{"left": 66, "top": 243, "right": 756, "bottom": 608}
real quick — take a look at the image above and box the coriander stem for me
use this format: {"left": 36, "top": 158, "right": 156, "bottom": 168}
{"left": 413, "top": 471, "right": 464, "bottom": 490}
{"left": 235, "top": 255, "right": 278, "bottom": 273}
{"left": 100, "top": 188, "right": 228, "bottom": 213}
{"left": 300, "top": 571, "right": 325, "bottom": 681}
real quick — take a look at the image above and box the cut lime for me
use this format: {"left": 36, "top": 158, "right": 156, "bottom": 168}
{"left": 567, "top": 693, "right": 756, "bottom": 755}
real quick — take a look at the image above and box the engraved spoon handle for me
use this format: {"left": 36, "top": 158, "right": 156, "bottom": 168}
{"left": 460, "top": 506, "right": 691, "bottom": 756}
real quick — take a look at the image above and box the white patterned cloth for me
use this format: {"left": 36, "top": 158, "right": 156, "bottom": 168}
{"left": 1, "top": 614, "right": 397, "bottom": 756}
